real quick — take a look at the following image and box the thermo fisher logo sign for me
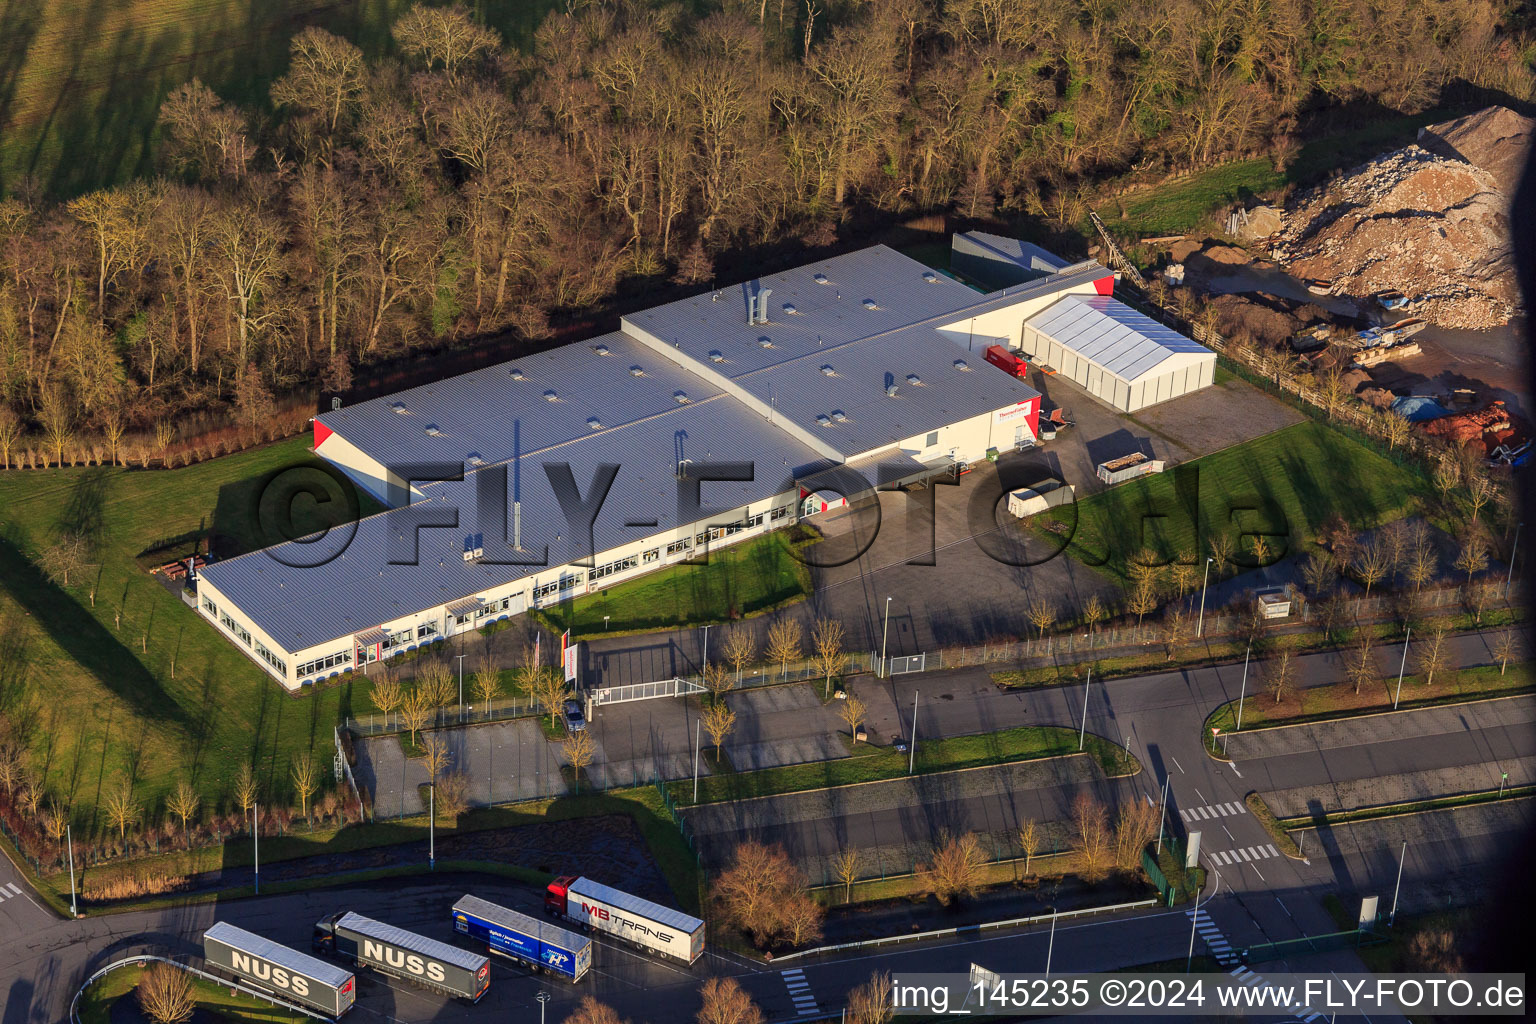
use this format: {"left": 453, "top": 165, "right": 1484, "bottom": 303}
{"left": 229, "top": 952, "right": 311, "bottom": 997}
{"left": 362, "top": 939, "right": 448, "bottom": 982}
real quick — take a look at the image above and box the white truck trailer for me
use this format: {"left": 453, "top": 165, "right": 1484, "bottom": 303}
{"left": 544, "top": 875, "right": 705, "bottom": 965}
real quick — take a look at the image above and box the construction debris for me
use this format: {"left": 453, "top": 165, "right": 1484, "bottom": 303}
{"left": 1418, "top": 106, "right": 1534, "bottom": 202}
{"left": 1273, "top": 107, "right": 1527, "bottom": 330}
{"left": 1417, "top": 400, "right": 1528, "bottom": 453}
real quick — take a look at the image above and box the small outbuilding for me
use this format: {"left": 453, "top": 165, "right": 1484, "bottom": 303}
{"left": 1023, "top": 295, "right": 1216, "bottom": 413}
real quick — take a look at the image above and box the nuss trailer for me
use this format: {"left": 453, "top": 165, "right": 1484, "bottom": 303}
{"left": 545, "top": 875, "right": 705, "bottom": 965}
{"left": 314, "top": 911, "right": 491, "bottom": 1003}
{"left": 453, "top": 894, "right": 592, "bottom": 982}
{"left": 203, "top": 921, "right": 357, "bottom": 1018}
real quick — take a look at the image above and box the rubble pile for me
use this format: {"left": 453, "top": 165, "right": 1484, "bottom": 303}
{"left": 1273, "top": 107, "right": 1529, "bottom": 330}
{"left": 1418, "top": 106, "right": 1533, "bottom": 201}
{"left": 1417, "top": 400, "right": 1527, "bottom": 453}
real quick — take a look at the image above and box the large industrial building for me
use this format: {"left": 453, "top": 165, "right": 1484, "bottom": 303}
{"left": 196, "top": 237, "right": 1212, "bottom": 689}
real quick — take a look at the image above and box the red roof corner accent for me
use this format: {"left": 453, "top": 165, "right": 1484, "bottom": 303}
{"left": 1094, "top": 275, "right": 1114, "bottom": 296}
{"left": 313, "top": 419, "right": 334, "bottom": 448}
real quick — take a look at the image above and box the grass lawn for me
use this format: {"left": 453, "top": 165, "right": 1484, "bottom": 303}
{"left": 1031, "top": 421, "right": 1425, "bottom": 582}
{"left": 534, "top": 528, "right": 814, "bottom": 638}
{"left": 672, "top": 725, "right": 1138, "bottom": 806}
{"left": 78, "top": 963, "right": 307, "bottom": 1024}
{"left": 1, "top": 0, "right": 562, "bottom": 197}
{"left": 1205, "top": 663, "right": 1532, "bottom": 735}
{"left": 0, "top": 437, "right": 384, "bottom": 827}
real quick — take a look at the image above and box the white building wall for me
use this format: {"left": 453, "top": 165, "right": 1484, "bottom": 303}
{"left": 230, "top": 487, "right": 806, "bottom": 690}
{"left": 194, "top": 578, "right": 300, "bottom": 689}
{"left": 314, "top": 429, "right": 414, "bottom": 507}
{"left": 936, "top": 280, "right": 1101, "bottom": 353}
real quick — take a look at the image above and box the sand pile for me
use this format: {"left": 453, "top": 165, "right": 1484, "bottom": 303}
{"left": 1274, "top": 109, "right": 1528, "bottom": 329}
{"left": 1418, "top": 105, "right": 1533, "bottom": 201}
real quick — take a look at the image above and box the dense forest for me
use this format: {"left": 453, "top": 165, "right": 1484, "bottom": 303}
{"left": 0, "top": 0, "right": 1531, "bottom": 466}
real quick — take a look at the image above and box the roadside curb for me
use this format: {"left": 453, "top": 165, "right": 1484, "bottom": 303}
{"left": 1280, "top": 787, "right": 1536, "bottom": 832}
{"left": 1216, "top": 690, "right": 1533, "bottom": 745}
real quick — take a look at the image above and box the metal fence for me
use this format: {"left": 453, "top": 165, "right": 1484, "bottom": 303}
{"left": 344, "top": 695, "right": 537, "bottom": 737}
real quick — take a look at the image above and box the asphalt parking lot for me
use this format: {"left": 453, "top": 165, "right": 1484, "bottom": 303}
{"left": 355, "top": 719, "right": 568, "bottom": 817}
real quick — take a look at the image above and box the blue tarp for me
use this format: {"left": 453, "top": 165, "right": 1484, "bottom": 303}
{"left": 1390, "top": 395, "right": 1451, "bottom": 422}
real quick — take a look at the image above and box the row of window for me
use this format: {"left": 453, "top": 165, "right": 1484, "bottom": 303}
{"left": 219, "top": 610, "right": 252, "bottom": 647}
{"left": 254, "top": 639, "right": 287, "bottom": 675}
{"left": 298, "top": 649, "right": 352, "bottom": 677}
{"left": 534, "top": 575, "right": 583, "bottom": 601}
{"left": 592, "top": 554, "right": 640, "bottom": 581}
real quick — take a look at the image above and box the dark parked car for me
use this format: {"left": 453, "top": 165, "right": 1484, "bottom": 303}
{"left": 562, "top": 698, "right": 586, "bottom": 732}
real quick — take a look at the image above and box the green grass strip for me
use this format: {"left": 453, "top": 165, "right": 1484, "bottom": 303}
{"left": 1281, "top": 788, "right": 1534, "bottom": 829}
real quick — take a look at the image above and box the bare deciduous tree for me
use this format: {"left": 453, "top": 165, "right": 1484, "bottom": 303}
{"left": 1081, "top": 595, "right": 1105, "bottom": 640}
{"left": 846, "top": 971, "right": 894, "bottom": 1024}
{"left": 562, "top": 729, "right": 595, "bottom": 790}
{"left": 1071, "top": 793, "right": 1110, "bottom": 882}
{"left": 422, "top": 734, "right": 450, "bottom": 783}
{"left": 436, "top": 771, "right": 470, "bottom": 819}
{"left": 369, "top": 673, "right": 403, "bottom": 727}
{"left": 137, "top": 963, "right": 195, "bottom": 1024}
{"left": 919, "top": 831, "right": 985, "bottom": 905}
{"left": 104, "top": 781, "right": 141, "bottom": 840}
{"left": 839, "top": 693, "right": 867, "bottom": 744}
{"left": 1268, "top": 651, "right": 1296, "bottom": 704}
{"left": 811, "top": 617, "right": 848, "bottom": 697}
{"left": 704, "top": 661, "right": 735, "bottom": 700}
{"left": 1492, "top": 631, "right": 1517, "bottom": 675}
{"left": 562, "top": 996, "right": 629, "bottom": 1024}
{"left": 697, "top": 977, "right": 764, "bottom": 1024}
{"left": 1347, "top": 636, "right": 1375, "bottom": 695}
{"left": 702, "top": 700, "right": 737, "bottom": 763}
{"left": 832, "top": 848, "right": 860, "bottom": 903}
{"left": 1352, "top": 540, "right": 1391, "bottom": 597}
{"left": 1113, "top": 798, "right": 1159, "bottom": 870}
{"left": 234, "top": 762, "right": 258, "bottom": 825}
{"left": 167, "top": 779, "right": 200, "bottom": 848}
{"left": 1456, "top": 531, "right": 1489, "bottom": 585}
{"left": 291, "top": 752, "right": 319, "bottom": 822}
{"left": 722, "top": 626, "right": 756, "bottom": 684}
{"left": 765, "top": 619, "right": 802, "bottom": 680}
{"left": 713, "top": 840, "right": 821, "bottom": 948}
{"left": 1416, "top": 627, "right": 1450, "bottom": 687}
{"left": 1018, "top": 818, "right": 1041, "bottom": 875}
{"left": 400, "top": 686, "right": 432, "bottom": 745}
{"left": 1128, "top": 577, "right": 1157, "bottom": 630}
{"left": 471, "top": 661, "right": 501, "bottom": 713}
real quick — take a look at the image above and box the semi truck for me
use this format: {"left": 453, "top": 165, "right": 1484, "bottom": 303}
{"left": 203, "top": 921, "right": 357, "bottom": 1018}
{"left": 544, "top": 876, "right": 705, "bottom": 965}
{"left": 313, "top": 911, "right": 491, "bottom": 1003}
{"left": 452, "top": 894, "right": 592, "bottom": 982}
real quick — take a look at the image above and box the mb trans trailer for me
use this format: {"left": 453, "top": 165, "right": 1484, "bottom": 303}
{"left": 314, "top": 911, "right": 491, "bottom": 1003}
{"left": 453, "top": 894, "right": 592, "bottom": 982}
{"left": 545, "top": 876, "right": 705, "bottom": 965}
{"left": 203, "top": 921, "right": 356, "bottom": 1018}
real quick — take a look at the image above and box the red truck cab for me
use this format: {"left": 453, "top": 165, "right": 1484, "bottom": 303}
{"left": 984, "top": 345, "right": 1027, "bottom": 377}
{"left": 545, "top": 876, "right": 576, "bottom": 916}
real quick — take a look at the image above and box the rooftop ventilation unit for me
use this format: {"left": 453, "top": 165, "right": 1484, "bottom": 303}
{"left": 629, "top": 365, "right": 645, "bottom": 376}
{"left": 587, "top": 417, "right": 603, "bottom": 430}
{"left": 509, "top": 368, "right": 525, "bottom": 380}
{"left": 885, "top": 384, "right": 899, "bottom": 397}
{"left": 390, "top": 401, "right": 408, "bottom": 414}
{"left": 708, "top": 350, "right": 725, "bottom": 363}
{"left": 746, "top": 287, "right": 774, "bottom": 325}
{"left": 906, "top": 374, "right": 923, "bottom": 386}
{"left": 813, "top": 273, "right": 829, "bottom": 284}
{"left": 674, "top": 390, "right": 691, "bottom": 404}
{"left": 862, "top": 299, "right": 878, "bottom": 310}
{"left": 593, "top": 343, "right": 610, "bottom": 355}
{"left": 758, "top": 336, "right": 773, "bottom": 348}
{"left": 543, "top": 390, "right": 558, "bottom": 402}
{"left": 820, "top": 364, "right": 835, "bottom": 376}
{"left": 922, "top": 271, "right": 938, "bottom": 283}
{"left": 424, "top": 424, "right": 443, "bottom": 436}
{"left": 466, "top": 453, "right": 485, "bottom": 466}
{"left": 782, "top": 302, "right": 797, "bottom": 314}
{"left": 954, "top": 359, "right": 971, "bottom": 371}
{"left": 815, "top": 414, "right": 832, "bottom": 427}
{"left": 831, "top": 410, "right": 848, "bottom": 422}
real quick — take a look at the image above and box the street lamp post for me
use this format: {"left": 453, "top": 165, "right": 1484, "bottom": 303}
{"left": 66, "top": 824, "right": 78, "bottom": 917}
{"left": 455, "top": 653, "right": 467, "bottom": 723}
{"left": 253, "top": 801, "right": 260, "bottom": 895}
{"left": 1506, "top": 522, "right": 1523, "bottom": 598}
{"left": 693, "top": 717, "right": 702, "bottom": 803}
{"left": 1499, "top": 771, "right": 1508, "bottom": 798}
{"left": 1389, "top": 841, "right": 1406, "bottom": 926}
{"left": 1393, "top": 627, "right": 1411, "bottom": 709}
{"left": 908, "top": 690, "right": 919, "bottom": 775}
{"left": 535, "top": 991, "right": 550, "bottom": 1024}
{"left": 429, "top": 783, "right": 435, "bottom": 870}
{"left": 701, "top": 624, "right": 711, "bottom": 678}
{"left": 1236, "top": 642, "right": 1251, "bottom": 730}
{"left": 1187, "top": 882, "right": 1201, "bottom": 972}
{"left": 1156, "top": 776, "right": 1170, "bottom": 854}
{"left": 1197, "top": 557, "right": 1215, "bottom": 637}
{"left": 1045, "top": 909, "right": 1057, "bottom": 975}
{"left": 1078, "top": 669, "right": 1092, "bottom": 751}
{"left": 880, "top": 597, "right": 893, "bottom": 678}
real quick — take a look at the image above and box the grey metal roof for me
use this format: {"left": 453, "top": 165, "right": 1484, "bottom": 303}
{"left": 335, "top": 912, "right": 488, "bottom": 971}
{"left": 204, "top": 922, "right": 354, "bottom": 987}
{"left": 572, "top": 877, "right": 704, "bottom": 934}
{"left": 952, "top": 231, "right": 1068, "bottom": 286}
{"left": 200, "top": 390, "right": 831, "bottom": 654}
{"left": 453, "top": 895, "right": 587, "bottom": 951}
{"left": 623, "top": 246, "right": 1085, "bottom": 458}
{"left": 1027, "top": 295, "right": 1214, "bottom": 382}
{"left": 315, "top": 332, "right": 727, "bottom": 471}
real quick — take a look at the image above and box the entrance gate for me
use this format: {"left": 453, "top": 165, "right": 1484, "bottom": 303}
{"left": 589, "top": 676, "right": 707, "bottom": 706}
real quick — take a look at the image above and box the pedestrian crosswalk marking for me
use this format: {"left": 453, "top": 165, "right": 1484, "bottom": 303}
{"left": 1209, "top": 845, "right": 1279, "bottom": 867}
{"left": 781, "top": 968, "right": 820, "bottom": 1015}
{"left": 1188, "top": 908, "right": 1237, "bottom": 966}
{"left": 4, "top": 883, "right": 18, "bottom": 897}
{"left": 1180, "top": 802, "right": 1248, "bottom": 823}
{"left": 1229, "top": 966, "right": 1322, "bottom": 1019}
